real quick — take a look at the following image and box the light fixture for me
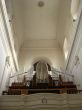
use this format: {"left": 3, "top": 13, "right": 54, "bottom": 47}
{"left": 38, "top": 1, "right": 44, "bottom": 7}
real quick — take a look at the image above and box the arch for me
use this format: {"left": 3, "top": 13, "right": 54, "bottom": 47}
{"left": 32, "top": 57, "right": 52, "bottom": 66}
{"left": 31, "top": 57, "right": 52, "bottom": 71}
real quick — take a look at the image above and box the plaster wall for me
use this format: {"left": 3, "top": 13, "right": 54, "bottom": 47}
{"left": 0, "top": 2, "right": 17, "bottom": 94}
{"left": 66, "top": 9, "right": 82, "bottom": 90}
{"left": 0, "top": 37, "right": 6, "bottom": 89}
{"left": 5, "top": 0, "right": 24, "bottom": 57}
{"left": 0, "top": 30, "right": 11, "bottom": 94}
{"left": 57, "top": 0, "right": 71, "bottom": 48}
{"left": 19, "top": 48, "right": 65, "bottom": 72}
{"left": 62, "top": 0, "right": 82, "bottom": 68}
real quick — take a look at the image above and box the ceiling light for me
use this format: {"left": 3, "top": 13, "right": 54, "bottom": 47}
{"left": 38, "top": 1, "right": 44, "bottom": 7}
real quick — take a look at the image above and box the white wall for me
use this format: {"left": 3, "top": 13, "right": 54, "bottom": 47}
{"left": 0, "top": 1, "right": 17, "bottom": 94}
{"left": 57, "top": 0, "right": 71, "bottom": 47}
{"left": 62, "top": 0, "right": 82, "bottom": 67}
{"left": 19, "top": 48, "right": 65, "bottom": 72}
{"left": 0, "top": 37, "right": 6, "bottom": 89}
{"left": 78, "top": 46, "right": 82, "bottom": 67}
{"left": 66, "top": 8, "right": 82, "bottom": 90}
{"left": 72, "top": 62, "right": 82, "bottom": 90}
{"left": 5, "top": 0, "right": 24, "bottom": 57}
{"left": 0, "top": 32, "right": 12, "bottom": 94}
{"left": 61, "top": 0, "right": 82, "bottom": 90}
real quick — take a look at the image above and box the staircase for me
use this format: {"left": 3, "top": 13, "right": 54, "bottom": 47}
{"left": 0, "top": 93, "right": 82, "bottom": 110}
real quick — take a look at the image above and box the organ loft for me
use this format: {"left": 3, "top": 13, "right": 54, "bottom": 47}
{"left": 3, "top": 61, "right": 77, "bottom": 95}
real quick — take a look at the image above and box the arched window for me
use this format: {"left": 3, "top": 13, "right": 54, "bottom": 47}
{"left": 63, "top": 38, "right": 68, "bottom": 60}
{"left": 71, "top": 0, "right": 80, "bottom": 20}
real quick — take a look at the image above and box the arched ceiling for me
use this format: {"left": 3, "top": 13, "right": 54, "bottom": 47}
{"left": 5, "top": 0, "right": 71, "bottom": 51}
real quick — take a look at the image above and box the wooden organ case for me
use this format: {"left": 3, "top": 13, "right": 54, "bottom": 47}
{"left": 5, "top": 61, "right": 77, "bottom": 95}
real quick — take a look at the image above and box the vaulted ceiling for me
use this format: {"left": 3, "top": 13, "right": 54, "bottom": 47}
{"left": 5, "top": 0, "right": 71, "bottom": 53}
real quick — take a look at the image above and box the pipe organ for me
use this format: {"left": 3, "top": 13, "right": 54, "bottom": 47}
{"left": 2, "top": 61, "right": 77, "bottom": 95}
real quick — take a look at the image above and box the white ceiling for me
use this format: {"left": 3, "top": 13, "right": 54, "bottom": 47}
{"left": 5, "top": 0, "right": 71, "bottom": 49}
{"left": 23, "top": 0, "right": 60, "bottom": 40}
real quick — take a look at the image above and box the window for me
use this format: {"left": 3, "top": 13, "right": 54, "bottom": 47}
{"left": 63, "top": 38, "right": 68, "bottom": 60}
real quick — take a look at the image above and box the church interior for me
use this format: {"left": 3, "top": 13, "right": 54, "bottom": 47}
{"left": 0, "top": 0, "right": 82, "bottom": 109}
